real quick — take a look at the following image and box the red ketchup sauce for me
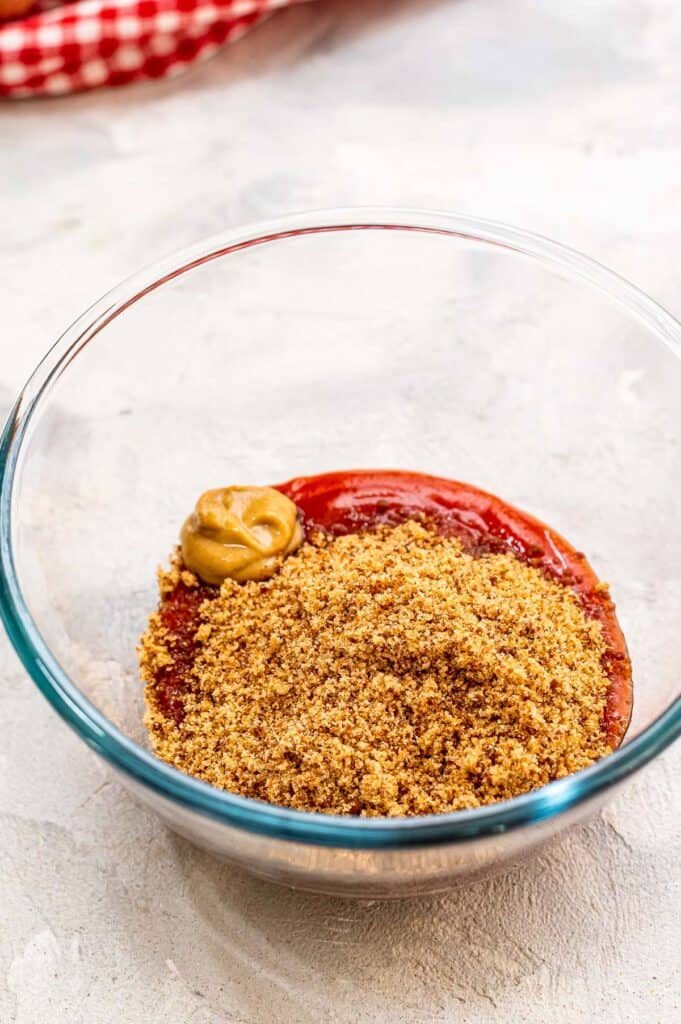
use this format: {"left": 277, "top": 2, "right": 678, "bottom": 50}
{"left": 155, "top": 470, "right": 632, "bottom": 747}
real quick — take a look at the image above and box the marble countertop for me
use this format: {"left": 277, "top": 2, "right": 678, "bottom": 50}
{"left": 2, "top": 1, "right": 681, "bottom": 1020}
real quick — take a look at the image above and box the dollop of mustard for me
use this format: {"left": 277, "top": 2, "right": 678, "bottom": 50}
{"left": 181, "top": 486, "right": 303, "bottom": 585}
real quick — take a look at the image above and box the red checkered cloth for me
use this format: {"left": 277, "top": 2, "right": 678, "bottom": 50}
{"left": 0, "top": 0, "right": 307, "bottom": 97}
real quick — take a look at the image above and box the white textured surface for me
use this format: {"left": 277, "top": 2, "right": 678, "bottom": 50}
{"left": 1, "top": 0, "right": 681, "bottom": 1020}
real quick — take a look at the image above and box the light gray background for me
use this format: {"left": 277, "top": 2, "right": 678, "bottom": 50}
{"left": 1, "top": 1, "right": 680, "bottom": 1020}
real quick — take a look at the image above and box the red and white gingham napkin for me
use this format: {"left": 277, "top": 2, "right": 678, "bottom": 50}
{"left": 0, "top": 0, "right": 306, "bottom": 97}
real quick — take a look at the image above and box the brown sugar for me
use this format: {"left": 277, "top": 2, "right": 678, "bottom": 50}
{"left": 139, "top": 520, "right": 613, "bottom": 816}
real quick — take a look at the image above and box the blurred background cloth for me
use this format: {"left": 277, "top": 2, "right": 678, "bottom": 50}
{"left": 0, "top": 0, "right": 309, "bottom": 97}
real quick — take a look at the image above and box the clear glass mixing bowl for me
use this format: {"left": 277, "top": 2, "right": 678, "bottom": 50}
{"left": 2, "top": 208, "right": 681, "bottom": 898}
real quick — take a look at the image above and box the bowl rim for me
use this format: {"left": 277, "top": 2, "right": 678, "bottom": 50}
{"left": 2, "top": 206, "right": 681, "bottom": 850}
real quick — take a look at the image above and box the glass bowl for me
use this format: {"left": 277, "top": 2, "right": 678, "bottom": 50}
{"left": 2, "top": 208, "right": 681, "bottom": 899}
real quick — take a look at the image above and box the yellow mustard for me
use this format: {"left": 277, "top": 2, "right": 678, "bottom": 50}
{"left": 181, "top": 486, "right": 303, "bottom": 585}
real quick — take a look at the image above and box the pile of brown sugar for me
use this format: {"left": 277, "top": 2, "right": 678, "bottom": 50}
{"left": 139, "top": 520, "right": 612, "bottom": 816}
